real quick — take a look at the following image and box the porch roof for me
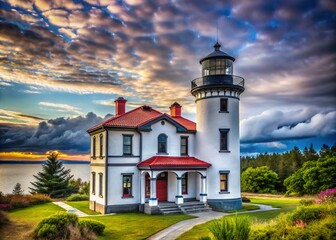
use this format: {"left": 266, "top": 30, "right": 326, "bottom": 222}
{"left": 137, "top": 156, "right": 211, "bottom": 170}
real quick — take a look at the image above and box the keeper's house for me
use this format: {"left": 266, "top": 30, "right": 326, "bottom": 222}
{"left": 87, "top": 42, "right": 245, "bottom": 214}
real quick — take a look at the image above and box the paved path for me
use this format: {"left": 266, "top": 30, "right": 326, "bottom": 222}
{"left": 52, "top": 202, "right": 88, "bottom": 217}
{"left": 147, "top": 204, "right": 279, "bottom": 240}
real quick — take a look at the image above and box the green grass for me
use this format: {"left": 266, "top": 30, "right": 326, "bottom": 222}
{"left": 66, "top": 200, "right": 100, "bottom": 215}
{"left": 176, "top": 197, "right": 301, "bottom": 240}
{"left": 1, "top": 202, "right": 194, "bottom": 240}
{"left": 83, "top": 213, "right": 194, "bottom": 240}
{"left": 0, "top": 202, "right": 66, "bottom": 240}
{"left": 9, "top": 202, "right": 65, "bottom": 223}
{"left": 225, "top": 203, "right": 260, "bottom": 213}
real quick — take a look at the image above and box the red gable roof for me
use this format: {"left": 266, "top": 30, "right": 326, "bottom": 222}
{"left": 137, "top": 156, "right": 211, "bottom": 169}
{"left": 88, "top": 105, "right": 196, "bottom": 132}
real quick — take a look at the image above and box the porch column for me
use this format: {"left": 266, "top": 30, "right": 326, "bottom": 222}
{"left": 140, "top": 173, "right": 145, "bottom": 204}
{"left": 200, "top": 176, "right": 207, "bottom": 203}
{"left": 175, "top": 176, "right": 184, "bottom": 204}
{"left": 149, "top": 177, "right": 158, "bottom": 206}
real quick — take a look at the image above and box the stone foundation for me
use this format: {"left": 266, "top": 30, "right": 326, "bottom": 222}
{"left": 207, "top": 198, "right": 242, "bottom": 211}
{"left": 105, "top": 203, "right": 139, "bottom": 213}
{"left": 144, "top": 204, "right": 162, "bottom": 215}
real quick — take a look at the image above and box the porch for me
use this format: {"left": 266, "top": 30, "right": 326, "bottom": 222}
{"left": 137, "top": 156, "right": 211, "bottom": 214}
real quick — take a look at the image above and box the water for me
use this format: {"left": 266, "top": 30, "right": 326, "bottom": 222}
{"left": 0, "top": 163, "right": 90, "bottom": 194}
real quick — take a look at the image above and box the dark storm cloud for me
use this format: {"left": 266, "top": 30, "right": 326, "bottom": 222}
{"left": 0, "top": 112, "right": 110, "bottom": 154}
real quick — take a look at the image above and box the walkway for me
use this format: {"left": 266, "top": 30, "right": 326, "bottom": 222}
{"left": 147, "top": 204, "right": 278, "bottom": 240}
{"left": 52, "top": 201, "right": 88, "bottom": 217}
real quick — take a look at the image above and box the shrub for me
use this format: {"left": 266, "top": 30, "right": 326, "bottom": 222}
{"left": 0, "top": 193, "right": 50, "bottom": 211}
{"left": 66, "top": 194, "right": 89, "bottom": 202}
{"left": 0, "top": 203, "right": 13, "bottom": 211}
{"left": 290, "top": 205, "right": 323, "bottom": 224}
{"left": 209, "top": 216, "right": 250, "bottom": 240}
{"left": 34, "top": 213, "right": 105, "bottom": 239}
{"left": 34, "top": 213, "right": 78, "bottom": 239}
{"left": 299, "top": 199, "right": 314, "bottom": 206}
{"left": 242, "top": 197, "right": 251, "bottom": 203}
{"left": 241, "top": 166, "right": 279, "bottom": 193}
{"left": 316, "top": 188, "right": 336, "bottom": 204}
{"left": 198, "top": 236, "right": 211, "bottom": 240}
{"left": 79, "top": 219, "right": 105, "bottom": 236}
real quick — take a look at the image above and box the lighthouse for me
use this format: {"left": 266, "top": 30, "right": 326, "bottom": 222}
{"left": 192, "top": 42, "right": 245, "bottom": 210}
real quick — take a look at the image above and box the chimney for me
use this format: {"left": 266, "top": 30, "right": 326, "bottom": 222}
{"left": 114, "top": 97, "right": 127, "bottom": 116}
{"left": 170, "top": 102, "right": 182, "bottom": 117}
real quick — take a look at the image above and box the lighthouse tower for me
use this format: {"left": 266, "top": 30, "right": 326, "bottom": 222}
{"left": 192, "top": 42, "right": 245, "bottom": 210}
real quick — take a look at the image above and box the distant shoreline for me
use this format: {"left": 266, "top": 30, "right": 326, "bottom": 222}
{"left": 0, "top": 160, "right": 90, "bottom": 164}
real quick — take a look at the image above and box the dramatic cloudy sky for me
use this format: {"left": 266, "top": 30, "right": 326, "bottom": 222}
{"left": 0, "top": 0, "right": 335, "bottom": 160}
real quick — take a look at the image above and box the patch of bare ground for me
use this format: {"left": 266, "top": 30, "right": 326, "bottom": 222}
{"left": 0, "top": 220, "right": 35, "bottom": 240}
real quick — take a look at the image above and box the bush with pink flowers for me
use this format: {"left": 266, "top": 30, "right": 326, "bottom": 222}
{"left": 316, "top": 188, "right": 336, "bottom": 204}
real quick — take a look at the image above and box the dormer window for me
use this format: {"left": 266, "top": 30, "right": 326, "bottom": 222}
{"left": 158, "top": 134, "right": 168, "bottom": 154}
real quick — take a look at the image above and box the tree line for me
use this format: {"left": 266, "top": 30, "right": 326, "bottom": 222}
{"left": 241, "top": 144, "right": 336, "bottom": 194}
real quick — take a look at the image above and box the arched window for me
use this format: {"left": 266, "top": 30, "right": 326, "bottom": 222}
{"left": 92, "top": 137, "right": 96, "bottom": 158}
{"left": 158, "top": 134, "right": 167, "bottom": 154}
{"left": 99, "top": 134, "right": 103, "bottom": 157}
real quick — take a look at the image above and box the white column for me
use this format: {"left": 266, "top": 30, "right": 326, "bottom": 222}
{"left": 140, "top": 173, "right": 145, "bottom": 204}
{"left": 175, "top": 176, "right": 184, "bottom": 204}
{"left": 148, "top": 177, "right": 158, "bottom": 206}
{"left": 200, "top": 175, "right": 207, "bottom": 203}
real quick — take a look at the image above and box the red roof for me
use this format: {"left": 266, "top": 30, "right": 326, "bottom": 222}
{"left": 171, "top": 116, "right": 196, "bottom": 131}
{"left": 88, "top": 105, "right": 196, "bottom": 132}
{"left": 137, "top": 156, "right": 211, "bottom": 169}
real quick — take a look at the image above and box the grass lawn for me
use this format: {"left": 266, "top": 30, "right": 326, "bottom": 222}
{"left": 0, "top": 202, "right": 194, "bottom": 240}
{"left": 176, "top": 197, "right": 301, "bottom": 240}
{"left": 225, "top": 203, "right": 260, "bottom": 213}
{"left": 83, "top": 213, "right": 195, "bottom": 240}
{"left": 66, "top": 200, "right": 100, "bottom": 215}
{"left": 0, "top": 202, "right": 65, "bottom": 240}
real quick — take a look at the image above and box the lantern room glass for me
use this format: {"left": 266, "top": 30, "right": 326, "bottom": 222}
{"left": 202, "top": 59, "right": 233, "bottom": 76}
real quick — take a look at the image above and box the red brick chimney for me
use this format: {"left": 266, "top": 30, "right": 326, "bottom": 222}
{"left": 170, "top": 102, "right": 182, "bottom": 117}
{"left": 114, "top": 97, "right": 127, "bottom": 116}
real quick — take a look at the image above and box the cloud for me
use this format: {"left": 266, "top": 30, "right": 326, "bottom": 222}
{"left": 39, "top": 102, "right": 83, "bottom": 115}
{"left": 241, "top": 109, "right": 336, "bottom": 143}
{"left": 0, "top": 109, "right": 45, "bottom": 125}
{"left": 0, "top": 112, "right": 110, "bottom": 154}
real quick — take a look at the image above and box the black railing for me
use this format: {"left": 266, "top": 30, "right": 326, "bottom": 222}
{"left": 191, "top": 74, "right": 244, "bottom": 89}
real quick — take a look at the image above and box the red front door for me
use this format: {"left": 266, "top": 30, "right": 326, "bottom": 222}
{"left": 156, "top": 172, "right": 168, "bottom": 202}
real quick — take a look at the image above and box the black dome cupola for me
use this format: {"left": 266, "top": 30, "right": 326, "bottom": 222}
{"left": 191, "top": 41, "right": 245, "bottom": 98}
{"left": 200, "top": 42, "right": 235, "bottom": 77}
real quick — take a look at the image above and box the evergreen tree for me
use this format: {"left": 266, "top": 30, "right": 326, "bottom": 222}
{"left": 29, "top": 151, "right": 75, "bottom": 198}
{"left": 12, "top": 182, "right": 24, "bottom": 195}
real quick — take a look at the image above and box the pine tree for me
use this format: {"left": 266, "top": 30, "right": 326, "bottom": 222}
{"left": 29, "top": 151, "right": 75, "bottom": 198}
{"left": 12, "top": 182, "right": 24, "bottom": 195}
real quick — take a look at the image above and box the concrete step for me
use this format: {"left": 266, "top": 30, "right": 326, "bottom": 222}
{"left": 179, "top": 202, "right": 213, "bottom": 214}
{"left": 158, "top": 203, "right": 183, "bottom": 215}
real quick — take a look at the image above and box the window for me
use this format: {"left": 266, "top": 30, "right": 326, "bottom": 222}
{"left": 220, "top": 98, "right": 228, "bottom": 112}
{"left": 180, "top": 136, "right": 188, "bottom": 155}
{"left": 98, "top": 173, "right": 103, "bottom": 197}
{"left": 91, "top": 172, "right": 96, "bottom": 195}
{"left": 158, "top": 134, "right": 167, "bottom": 154}
{"left": 99, "top": 134, "right": 103, "bottom": 157}
{"left": 219, "top": 129, "right": 229, "bottom": 151}
{"left": 220, "top": 173, "right": 228, "bottom": 192}
{"left": 92, "top": 137, "right": 96, "bottom": 158}
{"left": 122, "top": 175, "right": 132, "bottom": 197}
{"left": 182, "top": 173, "right": 188, "bottom": 194}
{"left": 123, "top": 135, "right": 132, "bottom": 155}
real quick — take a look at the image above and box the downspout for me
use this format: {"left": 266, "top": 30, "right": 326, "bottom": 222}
{"left": 104, "top": 127, "right": 108, "bottom": 213}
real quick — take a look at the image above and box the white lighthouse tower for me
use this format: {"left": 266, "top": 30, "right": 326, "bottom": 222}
{"left": 192, "top": 42, "right": 245, "bottom": 210}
